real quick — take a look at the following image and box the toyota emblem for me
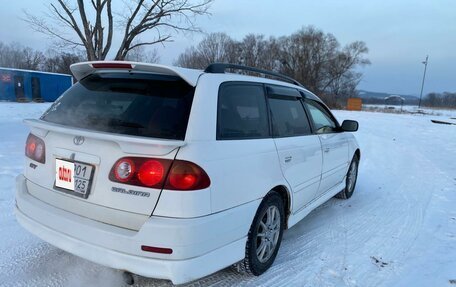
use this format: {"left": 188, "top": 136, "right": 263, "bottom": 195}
{"left": 73, "top": 136, "right": 85, "bottom": 145}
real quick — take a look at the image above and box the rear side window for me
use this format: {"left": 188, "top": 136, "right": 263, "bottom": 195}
{"left": 217, "top": 83, "right": 269, "bottom": 140}
{"left": 269, "top": 97, "right": 312, "bottom": 137}
{"left": 41, "top": 73, "right": 194, "bottom": 140}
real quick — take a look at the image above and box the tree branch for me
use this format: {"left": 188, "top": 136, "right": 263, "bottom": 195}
{"left": 102, "top": 0, "right": 113, "bottom": 59}
{"left": 24, "top": 0, "right": 213, "bottom": 61}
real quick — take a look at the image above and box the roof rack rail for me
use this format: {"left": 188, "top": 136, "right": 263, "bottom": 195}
{"left": 204, "top": 63, "right": 304, "bottom": 87}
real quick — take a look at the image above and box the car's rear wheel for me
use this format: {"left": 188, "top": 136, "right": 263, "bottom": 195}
{"left": 335, "top": 154, "right": 359, "bottom": 199}
{"left": 239, "top": 191, "right": 284, "bottom": 275}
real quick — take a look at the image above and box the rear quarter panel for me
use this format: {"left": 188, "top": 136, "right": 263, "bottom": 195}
{"left": 178, "top": 74, "right": 291, "bottom": 213}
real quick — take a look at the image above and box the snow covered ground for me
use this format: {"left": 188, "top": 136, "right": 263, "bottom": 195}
{"left": 0, "top": 102, "right": 455, "bottom": 287}
{"left": 363, "top": 104, "right": 456, "bottom": 118}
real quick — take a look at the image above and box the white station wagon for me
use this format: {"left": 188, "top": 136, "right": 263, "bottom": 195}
{"left": 15, "top": 61, "right": 360, "bottom": 285}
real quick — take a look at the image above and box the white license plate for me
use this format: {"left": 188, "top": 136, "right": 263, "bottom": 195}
{"left": 55, "top": 158, "right": 94, "bottom": 198}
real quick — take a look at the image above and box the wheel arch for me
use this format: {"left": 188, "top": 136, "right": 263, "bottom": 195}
{"left": 270, "top": 185, "right": 291, "bottom": 229}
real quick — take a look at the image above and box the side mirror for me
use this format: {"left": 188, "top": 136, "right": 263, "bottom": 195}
{"left": 341, "top": 120, "right": 359, "bottom": 132}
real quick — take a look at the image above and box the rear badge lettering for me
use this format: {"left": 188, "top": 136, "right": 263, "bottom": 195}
{"left": 111, "top": 187, "right": 150, "bottom": 197}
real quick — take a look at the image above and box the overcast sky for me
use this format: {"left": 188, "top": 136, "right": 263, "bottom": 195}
{"left": 1, "top": 0, "right": 455, "bottom": 95}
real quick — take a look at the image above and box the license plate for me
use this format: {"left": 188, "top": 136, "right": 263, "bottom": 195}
{"left": 55, "top": 158, "right": 94, "bottom": 198}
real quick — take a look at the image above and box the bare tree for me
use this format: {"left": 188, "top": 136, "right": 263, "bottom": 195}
{"left": 43, "top": 49, "right": 85, "bottom": 74}
{"left": 0, "top": 42, "right": 45, "bottom": 70}
{"left": 277, "top": 27, "right": 369, "bottom": 99}
{"left": 175, "top": 32, "right": 238, "bottom": 68}
{"left": 125, "top": 45, "right": 160, "bottom": 63}
{"left": 176, "top": 27, "right": 370, "bottom": 107}
{"left": 0, "top": 41, "right": 84, "bottom": 74}
{"left": 176, "top": 33, "right": 281, "bottom": 70}
{"left": 238, "top": 34, "right": 280, "bottom": 71}
{"left": 423, "top": 92, "right": 456, "bottom": 108}
{"left": 327, "top": 42, "right": 370, "bottom": 94}
{"left": 24, "top": 0, "right": 213, "bottom": 61}
{"left": 278, "top": 27, "right": 338, "bottom": 93}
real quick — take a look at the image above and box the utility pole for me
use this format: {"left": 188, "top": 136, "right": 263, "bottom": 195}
{"left": 418, "top": 55, "right": 429, "bottom": 109}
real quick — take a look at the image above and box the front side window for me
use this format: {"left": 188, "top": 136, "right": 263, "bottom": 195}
{"left": 268, "top": 97, "right": 311, "bottom": 137}
{"left": 304, "top": 100, "right": 338, "bottom": 134}
{"left": 217, "top": 83, "right": 269, "bottom": 140}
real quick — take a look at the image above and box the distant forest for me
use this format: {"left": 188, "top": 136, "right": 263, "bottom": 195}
{"left": 421, "top": 92, "right": 456, "bottom": 108}
{"left": 1, "top": 32, "right": 454, "bottom": 109}
{"left": 360, "top": 92, "right": 455, "bottom": 109}
{"left": 0, "top": 41, "right": 157, "bottom": 75}
{"left": 175, "top": 27, "right": 370, "bottom": 108}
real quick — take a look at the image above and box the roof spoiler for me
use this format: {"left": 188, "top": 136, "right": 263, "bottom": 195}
{"left": 70, "top": 61, "right": 202, "bottom": 87}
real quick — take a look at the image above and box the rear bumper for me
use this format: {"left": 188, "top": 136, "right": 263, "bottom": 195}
{"left": 15, "top": 174, "right": 259, "bottom": 284}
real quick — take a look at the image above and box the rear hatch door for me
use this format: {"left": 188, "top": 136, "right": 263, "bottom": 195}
{"left": 24, "top": 71, "right": 194, "bottom": 229}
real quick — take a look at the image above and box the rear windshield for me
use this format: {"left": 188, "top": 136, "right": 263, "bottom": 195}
{"left": 41, "top": 73, "right": 195, "bottom": 140}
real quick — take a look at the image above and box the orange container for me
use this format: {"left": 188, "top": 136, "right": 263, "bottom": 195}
{"left": 347, "top": 98, "right": 362, "bottom": 111}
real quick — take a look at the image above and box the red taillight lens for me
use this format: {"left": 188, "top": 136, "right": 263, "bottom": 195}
{"left": 165, "top": 161, "right": 210, "bottom": 191}
{"left": 109, "top": 157, "right": 171, "bottom": 189}
{"left": 26, "top": 141, "right": 36, "bottom": 157}
{"left": 109, "top": 158, "right": 210, "bottom": 191}
{"left": 25, "top": 133, "right": 45, "bottom": 163}
{"left": 137, "top": 160, "right": 165, "bottom": 187}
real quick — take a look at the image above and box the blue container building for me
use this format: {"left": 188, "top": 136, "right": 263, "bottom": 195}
{"left": 0, "top": 67, "right": 73, "bottom": 102}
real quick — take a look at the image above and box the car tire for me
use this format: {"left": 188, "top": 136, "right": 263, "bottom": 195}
{"left": 335, "top": 154, "right": 359, "bottom": 199}
{"left": 239, "top": 191, "right": 285, "bottom": 276}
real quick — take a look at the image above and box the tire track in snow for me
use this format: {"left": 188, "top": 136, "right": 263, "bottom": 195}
{"left": 337, "top": 135, "right": 428, "bottom": 286}
{"left": 131, "top": 130, "right": 436, "bottom": 287}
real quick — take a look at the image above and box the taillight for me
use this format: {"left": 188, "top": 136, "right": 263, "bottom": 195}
{"left": 165, "top": 161, "right": 210, "bottom": 190}
{"left": 25, "top": 133, "right": 45, "bottom": 163}
{"left": 113, "top": 159, "right": 135, "bottom": 182}
{"left": 109, "top": 158, "right": 171, "bottom": 189}
{"left": 137, "top": 160, "right": 165, "bottom": 187}
{"left": 109, "top": 158, "right": 210, "bottom": 190}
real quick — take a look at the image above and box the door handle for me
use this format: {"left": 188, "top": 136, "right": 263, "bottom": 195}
{"left": 323, "top": 147, "right": 330, "bottom": 153}
{"left": 284, "top": 156, "right": 292, "bottom": 163}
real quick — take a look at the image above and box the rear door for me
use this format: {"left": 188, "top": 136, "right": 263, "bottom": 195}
{"left": 303, "top": 99, "right": 349, "bottom": 196}
{"left": 31, "top": 77, "right": 42, "bottom": 101}
{"left": 14, "top": 75, "right": 25, "bottom": 101}
{"left": 268, "top": 86, "right": 323, "bottom": 212}
{"left": 25, "top": 72, "right": 195, "bottom": 230}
